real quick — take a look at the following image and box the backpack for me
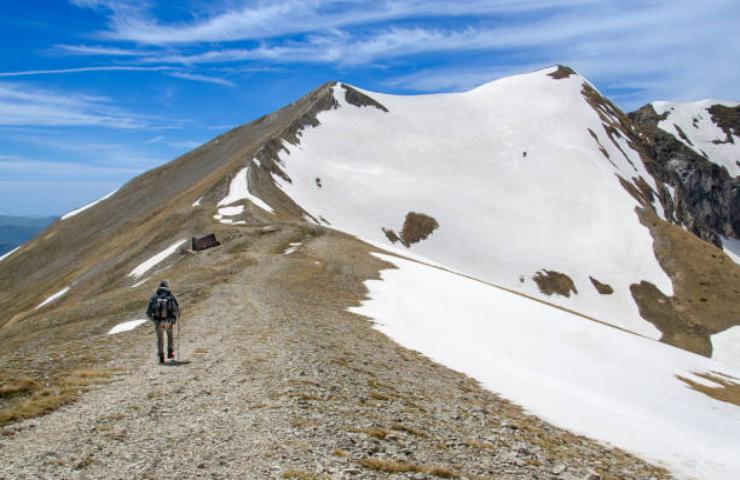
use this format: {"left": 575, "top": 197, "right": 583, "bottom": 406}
{"left": 154, "top": 295, "right": 171, "bottom": 320}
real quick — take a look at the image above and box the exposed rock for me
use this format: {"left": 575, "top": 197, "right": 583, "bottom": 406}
{"left": 533, "top": 270, "right": 578, "bottom": 297}
{"left": 548, "top": 65, "right": 576, "bottom": 79}
{"left": 589, "top": 277, "right": 614, "bottom": 295}
{"left": 707, "top": 104, "right": 740, "bottom": 143}
{"left": 341, "top": 84, "right": 389, "bottom": 112}
{"left": 384, "top": 212, "right": 439, "bottom": 248}
{"left": 400, "top": 212, "right": 439, "bottom": 247}
{"left": 629, "top": 103, "right": 740, "bottom": 246}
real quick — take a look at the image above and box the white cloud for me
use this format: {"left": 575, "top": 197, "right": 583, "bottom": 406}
{"left": 73, "top": 0, "right": 597, "bottom": 45}
{"left": 0, "top": 65, "right": 175, "bottom": 78}
{"left": 166, "top": 71, "right": 235, "bottom": 86}
{"left": 0, "top": 82, "right": 149, "bottom": 128}
{"left": 55, "top": 44, "right": 149, "bottom": 56}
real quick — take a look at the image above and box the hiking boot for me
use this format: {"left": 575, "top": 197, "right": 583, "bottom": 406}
{"left": 158, "top": 353, "right": 165, "bottom": 364}
{"left": 168, "top": 350, "right": 175, "bottom": 360}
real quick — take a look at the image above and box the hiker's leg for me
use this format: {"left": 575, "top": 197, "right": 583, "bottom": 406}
{"left": 165, "top": 322, "right": 174, "bottom": 354}
{"left": 155, "top": 321, "right": 165, "bottom": 356}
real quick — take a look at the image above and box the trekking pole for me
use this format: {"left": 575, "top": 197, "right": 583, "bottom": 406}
{"left": 177, "top": 317, "right": 181, "bottom": 363}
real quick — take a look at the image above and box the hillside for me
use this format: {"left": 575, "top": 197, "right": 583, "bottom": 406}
{"left": 0, "top": 215, "right": 56, "bottom": 256}
{"left": 1, "top": 66, "right": 738, "bottom": 479}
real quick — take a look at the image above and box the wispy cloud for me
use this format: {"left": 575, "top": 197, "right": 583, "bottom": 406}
{"left": 72, "top": 0, "right": 597, "bottom": 45}
{"left": 54, "top": 44, "right": 150, "bottom": 56}
{"left": 0, "top": 65, "right": 175, "bottom": 78}
{"left": 0, "top": 82, "right": 173, "bottom": 129}
{"left": 144, "top": 135, "right": 164, "bottom": 144}
{"left": 166, "top": 71, "right": 235, "bottom": 86}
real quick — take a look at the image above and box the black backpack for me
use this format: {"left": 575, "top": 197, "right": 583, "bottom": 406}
{"left": 153, "top": 295, "right": 172, "bottom": 320}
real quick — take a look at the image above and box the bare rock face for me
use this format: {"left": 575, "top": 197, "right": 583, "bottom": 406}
{"left": 629, "top": 104, "right": 740, "bottom": 246}
{"left": 707, "top": 104, "right": 740, "bottom": 144}
{"left": 340, "top": 84, "right": 389, "bottom": 112}
{"left": 547, "top": 65, "right": 576, "bottom": 79}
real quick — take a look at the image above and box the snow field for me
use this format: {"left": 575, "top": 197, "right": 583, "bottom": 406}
{"left": 711, "top": 326, "right": 740, "bottom": 370}
{"left": 352, "top": 253, "right": 740, "bottom": 480}
{"left": 128, "top": 239, "right": 187, "bottom": 279}
{"left": 275, "top": 67, "right": 671, "bottom": 338}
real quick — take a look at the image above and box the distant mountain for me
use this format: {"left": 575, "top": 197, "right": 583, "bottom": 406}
{"left": 0, "top": 215, "right": 56, "bottom": 256}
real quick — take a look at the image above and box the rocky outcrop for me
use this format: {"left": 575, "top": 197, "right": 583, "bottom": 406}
{"left": 629, "top": 104, "right": 739, "bottom": 246}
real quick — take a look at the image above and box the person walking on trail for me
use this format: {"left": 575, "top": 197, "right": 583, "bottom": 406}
{"left": 146, "top": 281, "right": 180, "bottom": 364}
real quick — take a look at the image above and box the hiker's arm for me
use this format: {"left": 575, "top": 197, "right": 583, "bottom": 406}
{"left": 172, "top": 295, "right": 180, "bottom": 317}
{"left": 146, "top": 296, "right": 155, "bottom": 319}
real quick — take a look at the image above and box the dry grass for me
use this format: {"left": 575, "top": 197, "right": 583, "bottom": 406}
{"left": 357, "top": 458, "right": 460, "bottom": 478}
{"left": 333, "top": 448, "right": 350, "bottom": 458}
{"left": 0, "top": 377, "right": 38, "bottom": 398}
{"left": 352, "top": 426, "right": 389, "bottom": 439}
{"left": 390, "top": 422, "right": 428, "bottom": 437}
{"left": 281, "top": 469, "right": 328, "bottom": 480}
{"left": 367, "top": 390, "right": 390, "bottom": 401}
{"left": 0, "top": 369, "right": 112, "bottom": 427}
{"left": 464, "top": 438, "right": 496, "bottom": 451}
{"left": 677, "top": 372, "right": 740, "bottom": 407}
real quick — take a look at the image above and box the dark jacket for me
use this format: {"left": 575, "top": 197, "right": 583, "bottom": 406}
{"left": 146, "top": 286, "right": 180, "bottom": 322}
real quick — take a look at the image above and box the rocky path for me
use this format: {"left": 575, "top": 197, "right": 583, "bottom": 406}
{"left": 0, "top": 230, "right": 670, "bottom": 480}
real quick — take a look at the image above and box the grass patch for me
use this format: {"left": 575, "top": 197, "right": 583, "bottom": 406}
{"left": 390, "top": 422, "right": 428, "bottom": 438}
{"left": 352, "top": 426, "right": 389, "bottom": 439}
{"left": 677, "top": 372, "right": 740, "bottom": 407}
{"left": 0, "top": 377, "right": 38, "bottom": 398}
{"left": 281, "top": 470, "right": 328, "bottom": 480}
{"left": 367, "top": 390, "right": 390, "bottom": 401}
{"left": 358, "top": 458, "right": 460, "bottom": 478}
{"left": 0, "top": 369, "right": 112, "bottom": 427}
{"left": 464, "top": 438, "right": 496, "bottom": 451}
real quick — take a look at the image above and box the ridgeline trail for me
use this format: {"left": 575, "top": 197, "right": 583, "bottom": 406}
{"left": 0, "top": 227, "right": 669, "bottom": 480}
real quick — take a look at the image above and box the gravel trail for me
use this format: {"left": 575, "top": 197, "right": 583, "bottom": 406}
{"left": 0, "top": 229, "right": 670, "bottom": 480}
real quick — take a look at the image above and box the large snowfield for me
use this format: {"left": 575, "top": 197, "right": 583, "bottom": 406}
{"left": 273, "top": 67, "right": 673, "bottom": 339}
{"left": 351, "top": 252, "right": 740, "bottom": 480}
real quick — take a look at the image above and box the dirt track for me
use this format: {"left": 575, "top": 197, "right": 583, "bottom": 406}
{"left": 0, "top": 229, "right": 669, "bottom": 480}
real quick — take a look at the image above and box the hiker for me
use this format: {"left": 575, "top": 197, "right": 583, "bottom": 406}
{"left": 146, "top": 281, "right": 180, "bottom": 364}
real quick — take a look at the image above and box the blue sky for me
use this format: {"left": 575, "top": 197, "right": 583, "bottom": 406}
{"left": 1, "top": 0, "right": 738, "bottom": 216}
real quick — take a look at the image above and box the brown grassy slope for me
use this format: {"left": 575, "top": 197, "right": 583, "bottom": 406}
{"left": 0, "top": 82, "right": 342, "bottom": 425}
{"left": 0, "top": 82, "right": 339, "bottom": 330}
{"left": 630, "top": 206, "right": 740, "bottom": 355}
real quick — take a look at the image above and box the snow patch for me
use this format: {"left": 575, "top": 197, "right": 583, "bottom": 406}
{"left": 712, "top": 326, "right": 740, "bottom": 370}
{"left": 352, "top": 253, "right": 740, "bottom": 480}
{"left": 218, "top": 167, "right": 273, "bottom": 213}
{"left": 0, "top": 246, "right": 20, "bottom": 263}
{"left": 61, "top": 189, "right": 118, "bottom": 220}
{"left": 108, "top": 319, "right": 147, "bottom": 335}
{"left": 720, "top": 236, "right": 740, "bottom": 265}
{"left": 128, "top": 239, "right": 187, "bottom": 279}
{"left": 35, "top": 286, "right": 70, "bottom": 310}
{"left": 191, "top": 197, "right": 203, "bottom": 207}
{"left": 283, "top": 242, "right": 302, "bottom": 255}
